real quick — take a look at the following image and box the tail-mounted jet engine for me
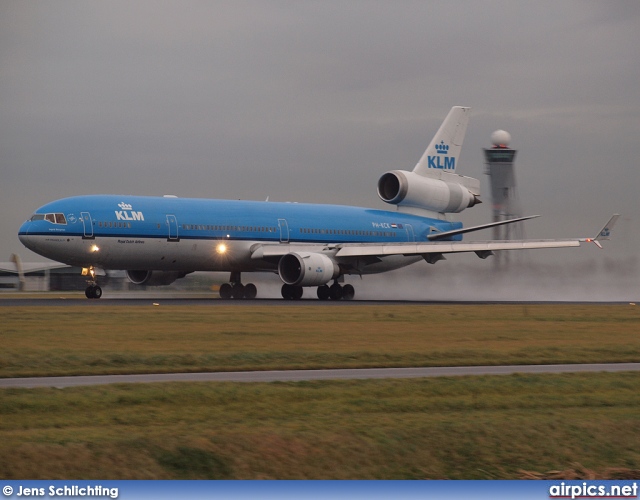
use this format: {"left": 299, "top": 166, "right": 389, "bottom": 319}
{"left": 377, "top": 170, "right": 480, "bottom": 214}
{"left": 126, "top": 270, "right": 190, "bottom": 286}
{"left": 278, "top": 252, "right": 339, "bottom": 287}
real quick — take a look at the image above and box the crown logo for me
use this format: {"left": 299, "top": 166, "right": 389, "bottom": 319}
{"left": 118, "top": 202, "right": 133, "bottom": 210}
{"left": 435, "top": 141, "right": 449, "bottom": 154}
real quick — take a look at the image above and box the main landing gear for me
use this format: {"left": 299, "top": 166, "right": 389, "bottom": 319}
{"left": 83, "top": 266, "right": 102, "bottom": 299}
{"left": 316, "top": 281, "right": 355, "bottom": 301}
{"left": 281, "top": 281, "right": 355, "bottom": 301}
{"left": 219, "top": 274, "right": 356, "bottom": 301}
{"left": 219, "top": 272, "right": 257, "bottom": 300}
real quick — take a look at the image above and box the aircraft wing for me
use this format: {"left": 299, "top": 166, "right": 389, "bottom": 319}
{"left": 334, "top": 238, "right": 580, "bottom": 258}
{"left": 250, "top": 215, "right": 619, "bottom": 261}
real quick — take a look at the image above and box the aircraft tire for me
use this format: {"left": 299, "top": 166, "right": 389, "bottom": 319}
{"left": 244, "top": 283, "right": 257, "bottom": 299}
{"left": 219, "top": 283, "right": 233, "bottom": 300}
{"left": 342, "top": 284, "right": 354, "bottom": 301}
{"left": 85, "top": 285, "right": 102, "bottom": 299}
{"left": 282, "top": 284, "right": 303, "bottom": 300}
{"left": 329, "top": 283, "right": 343, "bottom": 300}
{"left": 232, "top": 283, "right": 245, "bottom": 299}
{"left": 281, "top": 284, "right": 293, "bottom": 300}
{"left": 317, "top": 285, "right": 330, "bottom": 300}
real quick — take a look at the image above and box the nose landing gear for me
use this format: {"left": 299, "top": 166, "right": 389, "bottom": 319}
{"left": 82, "top": 266, "right": 103, "bottom": 299}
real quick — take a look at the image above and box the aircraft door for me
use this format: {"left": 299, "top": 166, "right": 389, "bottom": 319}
{"left": 278, "top": 219, "right": 289, "bottom": 243}
{"left": 80, "top": 212, "right": 94, "bottom": 239}
{"left": 166, "top": 215, "right": 179, "bottom": 241}
{"left": 405, "top": 224, "right": 415, "bottom": 242}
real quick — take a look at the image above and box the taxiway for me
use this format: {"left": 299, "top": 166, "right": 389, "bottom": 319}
{"left": 2, "top": 363, "right": 639, "bottom": 389}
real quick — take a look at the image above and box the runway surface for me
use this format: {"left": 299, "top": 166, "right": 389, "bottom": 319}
{"left": 1, "top": 297, "right": 425, "bottom": 306}
{"left": 2, "top": 363, "right": 639, "bottom": 388}
{"left": 0, "top": 296, "right": 632, "bottom": 307}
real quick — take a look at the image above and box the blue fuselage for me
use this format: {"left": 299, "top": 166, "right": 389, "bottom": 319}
{"left": 18, "top": 195, "right": 462, "bottom": 273}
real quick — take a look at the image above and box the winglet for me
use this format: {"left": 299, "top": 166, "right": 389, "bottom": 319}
{"left": 581, "top": 214, "right": 620, "bottom": 249}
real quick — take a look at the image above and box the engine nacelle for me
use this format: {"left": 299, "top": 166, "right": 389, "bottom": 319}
{"left": 126, "top": 270, "right": 189, "bottom": 286}
{"left": 278, "top": 252, "right": 339, "bottom": 287}
{"left": 377, "top": 170, "right": 480, "bottom": 214}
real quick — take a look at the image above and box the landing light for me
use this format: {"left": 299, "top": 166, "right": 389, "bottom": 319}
{"left": 91, "top": 245, "right": 100, "bottom": 252}
{"left": 81, "top": 267, "right": 97, "bottom": 278}
{"left": 216, "top": 243, "right": 227, "bottom": 255}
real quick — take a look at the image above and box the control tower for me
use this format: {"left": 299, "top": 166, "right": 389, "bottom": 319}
{"left": 483, "top": 130, "right": 524, "bottom": 266}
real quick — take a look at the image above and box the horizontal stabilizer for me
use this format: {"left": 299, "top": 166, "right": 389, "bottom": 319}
{"left": 427, "top": 215, "right": 539, "bottom": 241}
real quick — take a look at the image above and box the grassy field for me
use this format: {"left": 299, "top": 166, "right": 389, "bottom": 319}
{"left": 1, "top": 303, "right": 639, "bottom": 479}
{"left": 1, "top": 304, "right": 639, "bottom": 377}
{"left": 1, "top": 373, "right": 639, "bottom": 479}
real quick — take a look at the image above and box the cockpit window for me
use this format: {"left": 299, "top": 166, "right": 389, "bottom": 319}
{"left": 37, "top": 213, "right": 67, "bottom": 225}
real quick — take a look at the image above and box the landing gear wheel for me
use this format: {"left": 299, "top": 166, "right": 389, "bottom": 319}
{"left": 219, "top": 283, "right": 233, "bottom": 300}
{"left": 85, "top": 285, "right": 102, "bottom": 299}
{"left": 329, "top": 283, "right": 343, "bottom": 300}
{"left": 244, "top": 283, "right": 257, "bottom": 299}
{"left": 342, "top": 284, "right": 355, "bottom": 301}
{"left": 281, "top": 284, "right": 303, "bottom": 300}
{"left": 232, "top": 283, "right": 245, "bottom": 299}
{"left": 317, "top": 285, "right": 330, "bottom": 300}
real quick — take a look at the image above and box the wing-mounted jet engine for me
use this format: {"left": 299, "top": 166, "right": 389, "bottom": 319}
{"left": 377, "top": 106, "right": 481, "bottom": 216}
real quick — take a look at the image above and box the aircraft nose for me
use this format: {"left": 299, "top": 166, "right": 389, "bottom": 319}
{"left": 18, "top": 220, "right": 34, "bottom": 248}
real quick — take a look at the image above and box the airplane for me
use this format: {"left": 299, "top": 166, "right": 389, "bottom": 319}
{"left": 18, "top": 106, "right": 619, "bottom": 300}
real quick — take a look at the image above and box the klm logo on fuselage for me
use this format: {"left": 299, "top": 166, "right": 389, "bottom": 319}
{"left": 427, "top": 141, "right": 455, "bottom": 170}
{"left": 115, "top": 202, "right": 144, "bottom": 221}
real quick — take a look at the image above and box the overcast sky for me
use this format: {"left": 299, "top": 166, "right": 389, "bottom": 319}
{"left": 1, "top": 1, "right": 639, "bottom": 269}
